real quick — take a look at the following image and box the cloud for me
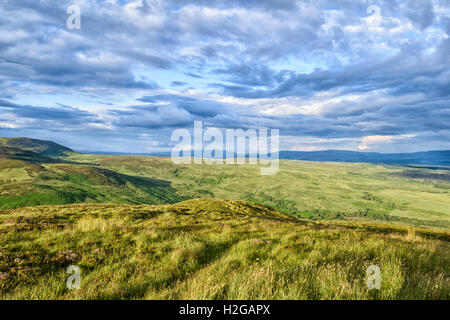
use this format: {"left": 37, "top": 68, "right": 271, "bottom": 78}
{"left": 113, "top": 104, "right": 193, "bottom": 129}
{"left": 404, "top": 0, "right": 435, "bottom": 29}
{"left": 0, "top": 0, "right": 449, "bottom": 152}
{"left": 171, "top": 81, "right": 188, "bottom": 87}
{"left": 0, "top": 99, "right": 98, "bottom": 124}
{"left": 291, "top": 146, "right": 328, "bottom": 152}
{"left": 358, "top": 134, "right": 416, "bottom": 151}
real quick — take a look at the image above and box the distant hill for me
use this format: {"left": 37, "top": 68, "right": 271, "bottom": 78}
{"left": 0, "top": 137, "right": 187, "bottom": 209}
{"left": 1, "top": 137, "right": 449, "bottom": 166}
{"left": 0, "top": 159, "right": 188, "bottom": 210}
{"left": 280, "top": 150, "right": 450, "bottom": 166}
{"left": 85, "top": 149, "right": 450, "bottom": 166}
{"left": 0, "top": 137, "right": 72, "bottom": 156}
{"left": 0, "top": 145, "right": 58, "bottom": 163}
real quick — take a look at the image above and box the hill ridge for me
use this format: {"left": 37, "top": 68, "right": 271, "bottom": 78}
{"left": 0, "top": 137, "right": 73, "bottom": 156}
{"left": 2, "top": 136, "right": 450, "bottom": 166}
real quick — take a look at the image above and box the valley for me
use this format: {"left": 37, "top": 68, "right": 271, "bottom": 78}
{"left": 0, "top": 138, "right": 449, "bottom": 300}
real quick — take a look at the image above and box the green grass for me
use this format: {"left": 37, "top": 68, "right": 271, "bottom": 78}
{"left": 0, "top": 161, "right": 188, "bottom": 210}
{"left": 0, "top": 137, "right": 72, "bottom": 156}
{"left": 0, "top": 199, "right": 448, "bottom": 300}
{"left": 1, "top": 139, "right": 449, "bottom": 300}
{"left": 1, "top": 150, "right": 449, "bottom": 229}
{"left": 66, "top": 154, "right": 450, "bottom": 230}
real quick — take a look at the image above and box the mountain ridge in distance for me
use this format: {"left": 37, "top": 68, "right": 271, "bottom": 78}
{"left": 1, "top": 137, "right": 449, "bottom": 166}
{"left": 0, "top": 137, "right": 72, "bottom": 156}
{"left": 279, "top": 150, "right": 450, "bottom": 166}
{"left": 79, "top": 149, "right": 450, "bottom": 167}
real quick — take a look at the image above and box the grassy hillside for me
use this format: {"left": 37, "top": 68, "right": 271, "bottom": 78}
{"left": 0, "top": 139, "right": 449, "bottom": 300}
{"left": 0, "top": 146, "right": 57, "bottom": 164}
{"left": 68, "top": 154, "right": 450, "bottom": 230}
{"left": 0, "top": 137, "right": 72, "bottom": 156}
{"left": 0, "top": 199, "right": 448, "bottom": 299}
{"left": 0, "top": 162, "right": 187, "bottom": 210}
{"left": 1, "top": 137, "right": 449, "bottom": 230}
{"left": 0, "top": 138, "right": 188, "bottom": 209}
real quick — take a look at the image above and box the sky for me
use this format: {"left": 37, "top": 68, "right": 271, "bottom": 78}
{"left": 0, "top": 0, "right": 449, "bottom": 153}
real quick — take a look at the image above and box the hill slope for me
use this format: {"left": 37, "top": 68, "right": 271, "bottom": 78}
{"left": 280, "top": 150, "right": 450, "bottom": 166}
{"left": 0, "top": 199, "right": 448, "bottom": 299}
{"left": 69, "top": 153, "right": 450, "bottom": 230}
{"left": 0, "top": 137, "right": 72, "bottom": 156}
{"left": 0, "top": 162, "right": 187, "bottom": 209}
{"left": 1, "top": 137, "right": 449, "bottom": 229}
{"left": 87, "top": 149, "right": 450, "bottom": 166}
{"left": 0, "top": 138, "right": 188, "bottom": 209}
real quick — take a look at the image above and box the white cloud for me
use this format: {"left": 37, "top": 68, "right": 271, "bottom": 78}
{"left": 358, "top": 134, "right": 416, "bottom": 151}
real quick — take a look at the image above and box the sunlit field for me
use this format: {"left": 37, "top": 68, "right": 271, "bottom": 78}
{"left": 1, "top": 199, "right": 448, "bottom": 299}
{"left": 1, "top": 139, "right": 449, "bottom": 300}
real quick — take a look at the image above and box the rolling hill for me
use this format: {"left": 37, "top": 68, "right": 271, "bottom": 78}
{"left": 84, "top": 149, "right": 450, "bottom": 166}
{"left": 0, "top": 138, "right": 449, "bottom": 300}
{"left": 0, "top": 138, "right": 187, "bottom": 209}
{"left": 279, "top": 150, "right": 450, "bottom": 166}
{"left": 0, "top": 137, "right": 72, "bottom": 156}
{"left": 1, "top": 137, "right": 450, "bottom": 229}
{"left": 68, "top": 152, "right": 450, "bottom": 230}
